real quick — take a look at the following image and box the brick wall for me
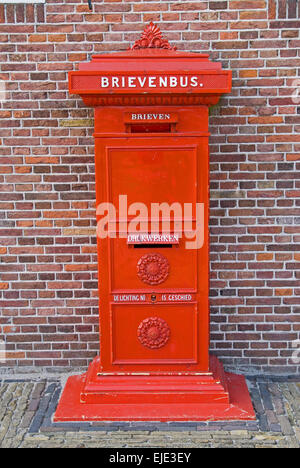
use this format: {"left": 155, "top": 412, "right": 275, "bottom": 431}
{"left": 0, "top": 0, "right": 299, "bottom": 375}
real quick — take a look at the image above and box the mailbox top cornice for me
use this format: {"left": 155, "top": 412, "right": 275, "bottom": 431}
{"left": 69, "top": 23, "right": 231, "bottom": 107}
{"left": 79, "top": 48, "right": 222, "bottom": 72}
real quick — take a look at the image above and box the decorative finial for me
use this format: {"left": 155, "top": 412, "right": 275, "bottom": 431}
{"left": 130, "top": 22, "right": 177, "bottom": 51}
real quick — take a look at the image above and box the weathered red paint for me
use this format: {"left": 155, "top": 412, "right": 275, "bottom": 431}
{"left": 54, "top": 24, "right": 255, "bottom": 422}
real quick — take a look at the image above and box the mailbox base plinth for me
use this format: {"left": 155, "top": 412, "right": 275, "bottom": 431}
{"left": 54, "top": 356, "right": 255, "bottom": 422}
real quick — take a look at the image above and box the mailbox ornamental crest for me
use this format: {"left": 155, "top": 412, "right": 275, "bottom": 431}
{"left": 54, "top": 24, "right": 255, "bottom": 422}
{"left": 130, "top": 22, "right": 177, "bottom": 51}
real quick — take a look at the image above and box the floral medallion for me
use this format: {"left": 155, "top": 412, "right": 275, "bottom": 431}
{"left": 137, "top": 317, "right": 170, "bottom": 349}
{"left": 137, "top": 253, "right": 170, "bottom": 285}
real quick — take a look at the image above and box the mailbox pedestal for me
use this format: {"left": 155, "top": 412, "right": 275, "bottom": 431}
{"left": 54, "top": 24, "right": 255, "bottom": 422}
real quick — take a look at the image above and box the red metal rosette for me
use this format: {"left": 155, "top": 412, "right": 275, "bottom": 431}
{"left": 137, "top": 317, "right": 171, "bottom": 349}
{"left": 137, "top": 253, "right": 170, "bottom": 285}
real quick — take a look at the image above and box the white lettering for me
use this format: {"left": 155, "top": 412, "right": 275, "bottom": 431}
{"left": 137, "top": 76, "right": 147, "bottom": 87}
{"left": 153, "top": 453, "right": 191, "bottom": 464}
{"left": 128, "top": 76, "right": 136, "bottom": 88}
{"left": 128, "top": 113, "right": 173, "bottom": 122}
{"left": 169, "top": 76, "right": 177, "bottom": 87}
{"left": 113, "top": 294, "right": 146, "bottom": 302}
{"left": 191, "top": 76, "right": 198, "bottom": 87}
{"left": 99, "top": 75, "right": 205, "bottom": 90}
{"left": 100, "top": 77, "right": 109, "bottom": 88}
{"left": 159, "top": 76, "right": 168, "bottom": 87}
{"left": 164, "top": 294, "right": 192, "bottom": 302}
{"left": 127, "top": 233, "right": 179, "bottom": 244}
{"left": 180, "top": 76, "right": 188, "bottom": 87}
{"left": 148, "top": 76, "right": 156, "bottom": 87}
{"left": 110, "top": 453, "right": 144, "bottom": 465}
{"left": 111, "top": 76, "right": 119, "bottom": 88}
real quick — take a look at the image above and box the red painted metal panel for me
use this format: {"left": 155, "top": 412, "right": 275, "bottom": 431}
{"left": 111, "top": 303, "right": 198, "bottom": 364}
{"left": 109, "top": 234, "right": 198, "bottom": 292}
{"left": 106, "top": 144, "right": 198, "bottom": 212}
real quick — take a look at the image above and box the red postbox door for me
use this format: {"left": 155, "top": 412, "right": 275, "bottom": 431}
{"left": 94, "top": 124, "right": 210, "bottom": 373}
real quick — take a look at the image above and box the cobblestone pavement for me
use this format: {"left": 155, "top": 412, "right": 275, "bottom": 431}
{"left": 0, "top": 376, "right": 299, "bottom": 448}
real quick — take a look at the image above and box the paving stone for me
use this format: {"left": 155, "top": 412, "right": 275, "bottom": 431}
{"left": 230, "top": 430, "right": 251, "bottom": 438}
{"left": 277, "top": 416, "right": 294, "bottom": 436}
{"left": 269, "top": 423, "right": 282, "bottom": 432}
{"left": 251, "top": 387, "right": 264, "bottom": 415}
{"left": 31, "top": 382, "right": 46, "bottom": 400}
{"left": 286, "top": 437, "right": 300, "bottom": 449}
{"left": 0, "top": 377, "right": 299, "bottom": 448}
{"left": 258, "top": 414, "right": 269, "bottom": 432}
{"left": 20, "top": 411, "right": 35, "bottom": 429}
{"left": 265, "top": 409, "right": 278, "bottom": 425}
{"left": 259, "top": 383, "right": 274, "bottom": 411}
{"left": 273, "top": 396, "right": 286, "bottom": 416}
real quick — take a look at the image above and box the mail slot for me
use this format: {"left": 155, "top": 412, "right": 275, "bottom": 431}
{"left": 54, "top": 23, "right": 255, "bottom": 422}
{"left": 109, "top": 231, "right": 198, "bottom": 292}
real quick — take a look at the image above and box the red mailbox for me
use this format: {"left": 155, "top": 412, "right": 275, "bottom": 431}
{"left": 54, "top": 24, "right": 255, "bottom": 421}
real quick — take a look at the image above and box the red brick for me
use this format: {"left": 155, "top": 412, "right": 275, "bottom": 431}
{"left": 171, "top": 2, "right": 208, "bottom": 11}
{"left": 213, "top": 40, "right": 248, "bottom": 49}
{"left": 275, "top": 289, "right": 293, "bottom": 296}
{"left": 240, "top": 11, "right": 267, "bottom": 20}
{"left": 0, "top": 5, "right": 4, "bottom": 23}
{"left": 229, "top": 1, "right": 266, "bottom": 8}
{"left": 29, "top": 34, "right": 47, "bottom": 42}
{"left": 230, "top": 21, "right": 268, "bottom": 29}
